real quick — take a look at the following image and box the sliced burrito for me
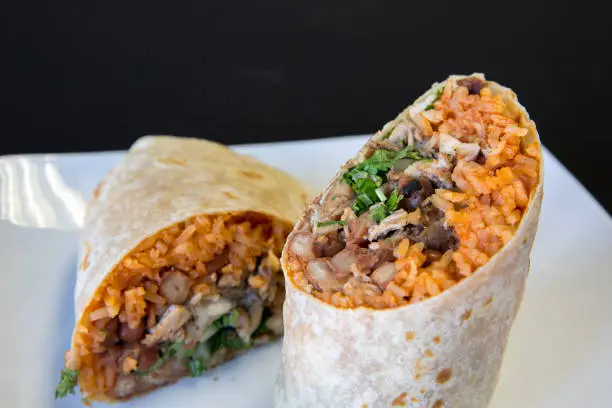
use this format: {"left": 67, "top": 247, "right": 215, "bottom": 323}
{"left": 55, "top": 136, "right": 309, "bottom": 402}
{"left": 276, "top": 74, "right": 543, "bottom": 408}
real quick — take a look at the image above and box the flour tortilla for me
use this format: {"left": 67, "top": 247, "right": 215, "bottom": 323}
{"left": 69, "top": 135, "right": 309, "bottom": 381}
{"left": 274, "top": 75, "right": 543, "bottom": 408}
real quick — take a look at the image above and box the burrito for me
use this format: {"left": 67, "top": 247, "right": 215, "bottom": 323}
{"left": 276, "top": 74, "right": 543, "bottom": 408}
{"left": 55, "top": 136, "right": 309, "bottom": 402}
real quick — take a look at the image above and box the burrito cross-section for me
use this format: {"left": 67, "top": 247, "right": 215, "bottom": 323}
{"left": 56, "top": 136, "right": 309, "bottom": 402}
{"left": 276, "top": 74, "right": 543, "bottom": 408}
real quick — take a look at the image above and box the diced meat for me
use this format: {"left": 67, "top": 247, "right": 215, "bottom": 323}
{"left": 305, "top": 259, "right": 348, "bottom": 291}
{"left": 142, "top": 305, "right": 191, "bottom": 346}
{"left": 332, "top": 245, "right": 394, "bottom": 275}
{"left": 330, "top": 249, "right": 359, "bottom": 278}
{"left": 368, "top": 209, "right": 421, "bottom": 241}
{"left": 370, "top": 262, "right": 398, "bottom": 288}
{"left": 400, "top": 177, "right": 434, "bottom": 210}
{"left": 408, "top": 220, "right": 458, "bottom": 253}
{"left": 457, "top": 76, "right": 486, "bottom": 95}
{"left": 119, "top": 320, "right": 145, "bottom": 342}
{"left": 313, "top": 231, "right": 346, "bottom": 258}
{"left": 346, "top": 214, "right": 375, "bottom": 246}
{"left": 288, "top": 232, "right": 316, "bottom": 261}
{"left": 185, "top": 297, "right": 234, "bottom": 341}
{"left": 160, "top": 271, "right": 191, "bottom": 304}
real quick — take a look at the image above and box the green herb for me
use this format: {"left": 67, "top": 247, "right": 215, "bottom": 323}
{"left": 370, "top": 203, "right": 388, "bottom": 223}
{"left": 186, "top": 357, "right": 206, "bottom": 377}
{"left": 424, "top": 86, "right": 445, "bottom": 111}
{"left": 386, "top": 188, "right": 403, "bottom": 212}
{"left": 211, "top": 329, "right": 250, "bottom": 353}
{"left": 213, "top": 309, "right": 240, "bottom": 330}
{"left": 316, "top": 220, "right": 345, "bottom": 228}
{"left": 343, "top": 147, "right": 427, "bottom": 216}
{"left": 81, "top": 396, "right": 90, "bottom": 405}
{"left": 133, "top": 342, "right": 183, "bottom": 376}
{"left": 369, "top": 188, "right": 405, "bottom": 223}
{"left": 55, "top": 369, "right": 79, "bottom": 399}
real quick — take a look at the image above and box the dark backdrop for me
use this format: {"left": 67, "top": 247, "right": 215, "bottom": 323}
{"left": 1, "top": 1, "right": 610, "bottom": 212}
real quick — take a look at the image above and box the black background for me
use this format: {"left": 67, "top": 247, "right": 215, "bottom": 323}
{"left": 1, "top": 1, "right": 610, "bottom": 212}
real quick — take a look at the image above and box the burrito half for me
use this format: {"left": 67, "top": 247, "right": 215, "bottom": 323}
{"left": 276, "top": 74, "right": 543, "bottom": 408}
{"left": 55, "top": 136, "right": 309, "bottom": 402}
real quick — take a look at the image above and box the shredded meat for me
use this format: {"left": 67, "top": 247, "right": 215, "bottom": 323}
{"left": 346, "top": 214, "right": 375, "bottom": 246}
{"left": 142, "top": 305, "right": 191, "bottom": 346}
{"left": 367, "top": 209, "right": 421, "bottom": 242}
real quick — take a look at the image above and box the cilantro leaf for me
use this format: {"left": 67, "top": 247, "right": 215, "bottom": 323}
{"left": 386, "top": 189, "right": 403, "bottom": 212}
{"left": 55, "top": 369, "right": 79, "bottom": 399}
{"left": 424, "top": 86, "right": 445, "bottom": 111}
{"left": 186, "top": 357, "right": 206, "bottom": 377}
{"left": 343, "top": 147, "right": 427, "bottom": 216}
{"left": 133, "top": 342, "right": 183, "bottom": 377}
{"left": 213, "top": 309, "right": 240, "bottom": 330}
{"left": 370, "top": 203, "right": 388, "bottom": 223}
{"left": 210, "top": 328, "right": 250, "bottom": 353}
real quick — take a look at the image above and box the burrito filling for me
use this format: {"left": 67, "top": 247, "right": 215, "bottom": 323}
{"left": 58, "top": 213, "right": 288, "bottom": 400}
{"left": 285, "top": 76, "right": 540, "bottom": 308}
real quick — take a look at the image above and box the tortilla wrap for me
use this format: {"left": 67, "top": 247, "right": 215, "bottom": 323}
{"left": 61, "top": 136, "right": 309, "bottom": 402}
{"left": 275, "top": 74, "right": 543, "bottom": 408}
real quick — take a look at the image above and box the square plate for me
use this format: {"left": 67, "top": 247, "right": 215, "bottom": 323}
{"left": 1, "top": 136, "right": 610, "bottom": 407}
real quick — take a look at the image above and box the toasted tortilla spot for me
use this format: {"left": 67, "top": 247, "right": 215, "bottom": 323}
{"left": 425, "top": 348, "right": 434, "bottom": 358}
{"left": 410, "top": 396, "right": 420, "bottom": 402}
{"left": 223, "top": 191, "right": 238, "bottom": 200}
{"left": 432, "top": 336, "right": 441, "bottom": 344}
{"left": 391, "top": 392, "right": 408, "bottom": 406}
{"left": 436, "top": 368, "right": 453, "bottom": 384}
{"left": 432, "top": 399, "right": 445, "bottom": 408}
{"left": 80, "top": 243, "right": 91, "bottom": 271}
{"left": 405, "top": 331, "right": 416, "bottom": 342}
{"left": 419, "top": 387, "right": 425, "bottom": 394}
{"left": 483, "top": 296, "right": 494, "bottom": 307}
{"left": 414, "top": 372, "right": 422, "bottom": 380}
{"left": 461, "top": 308, "right": 472, "bottom": 322}
{"left": 361, "top": 404, "right": 368, "bottom": 408}
{"left": 239, "top": 170, "right": 264, "bottom": 180}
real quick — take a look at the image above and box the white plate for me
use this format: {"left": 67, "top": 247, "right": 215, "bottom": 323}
{"left": 1, "top": 136, "right": 610, "bottom": 408}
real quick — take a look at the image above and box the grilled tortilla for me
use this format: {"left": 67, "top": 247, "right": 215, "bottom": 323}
{"left": 275, "top": 74, "right": 543, "bottom": 408}
{"left": 56, "top": 136, "right": 309, "bottom": 402}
